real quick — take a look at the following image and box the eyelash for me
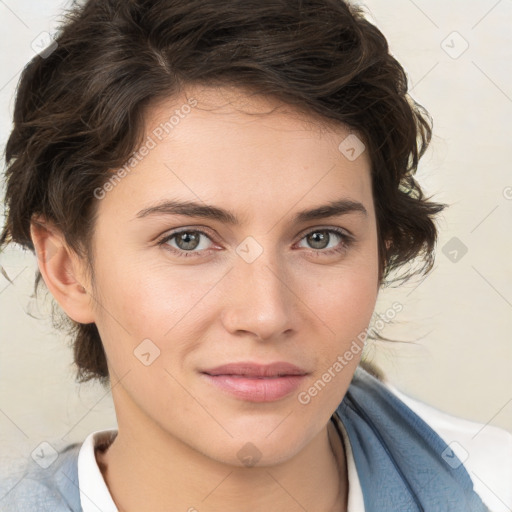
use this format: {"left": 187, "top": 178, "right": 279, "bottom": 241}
{"left": 156, "top": 227, "right": 354, "bottom": 259}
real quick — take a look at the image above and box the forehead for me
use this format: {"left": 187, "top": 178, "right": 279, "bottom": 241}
{"left": 145, "top": 86, "right": 362, "bottom": 150}
{"left": 100, "top": 85, "right": 373, "bottom": 225}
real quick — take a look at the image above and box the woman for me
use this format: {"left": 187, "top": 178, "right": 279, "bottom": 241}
{"left": 0, "top": 0, "right": 507, "bottom": 510}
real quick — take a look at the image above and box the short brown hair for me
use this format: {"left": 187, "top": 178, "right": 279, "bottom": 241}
{"left": 0, "top": 0, "right": 445, "bottom": 384}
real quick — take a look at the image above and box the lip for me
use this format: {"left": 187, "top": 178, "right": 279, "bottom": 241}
{"left": 200, "top": 362, "right": 309, "bottom": 402}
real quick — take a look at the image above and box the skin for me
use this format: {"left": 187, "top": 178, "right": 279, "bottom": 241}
{"left": 31, "top": 85, "right": 380, "bottom": 512}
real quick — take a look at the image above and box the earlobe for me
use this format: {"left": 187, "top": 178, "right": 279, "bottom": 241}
{"left": 30, "top": 217, "right": 95, "bottom": 324}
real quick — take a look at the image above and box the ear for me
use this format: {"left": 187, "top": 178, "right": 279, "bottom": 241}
{"left": 30, "top": 216, "right": 95, "bottom": 324}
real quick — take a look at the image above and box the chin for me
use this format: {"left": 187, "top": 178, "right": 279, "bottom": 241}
{"left": 200, "top": 428, "right": 309, "bottom": 469}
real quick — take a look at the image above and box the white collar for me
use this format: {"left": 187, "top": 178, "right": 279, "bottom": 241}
{"left": 333, "top": 413, "right": 366, "bottom": 511}
{"left": 78, "top": 429, "right": 119, "bottom": 512}
{"left": 77, "top": 423, "right": 364, "bottom": 511}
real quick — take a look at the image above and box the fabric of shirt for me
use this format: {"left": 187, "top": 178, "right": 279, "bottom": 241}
{"left": 78, "top": 430, "right": 118, "bottom": 512}
{"left": 333, "top": 413, "right": 366, "bottom": 511}
{"left": 336, "top": 368, "right": 489, "bottom": 511}
{"left": 0, "top": 366, "right": 492, "bottom": 511}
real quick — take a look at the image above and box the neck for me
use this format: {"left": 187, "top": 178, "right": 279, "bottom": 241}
{"left": 97, "top": 414, "right": 347, "bottom": 512}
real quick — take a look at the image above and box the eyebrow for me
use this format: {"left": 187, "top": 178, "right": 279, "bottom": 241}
{"left": 135, "top": 198, "right": 368, "bottom": 224}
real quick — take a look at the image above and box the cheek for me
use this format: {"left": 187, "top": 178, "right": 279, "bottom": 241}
{"left": 309, "top": 251, "right": 379, "bottom": 334}
{"left": 91, "top": 253, "right": 216, "bottom": 364}
{"left": 296, "top": 265, "right": 379, "bottom": 418}
{"left": 334, "top": 270, "right": 378, "bottom": 327}
{"left": 306, "top": 276, "right": 377, "bottom": 377}
{"left": 299, "top": 248, "right": 380, "bottom": 394}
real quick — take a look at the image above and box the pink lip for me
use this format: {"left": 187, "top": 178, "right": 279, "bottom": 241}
{"left": 200, "top": 362, "right": 309, "bottom": 402}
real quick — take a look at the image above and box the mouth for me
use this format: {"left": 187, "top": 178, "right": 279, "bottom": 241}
{"left": 200, "top": 362, "right": 309, "bottom": 402}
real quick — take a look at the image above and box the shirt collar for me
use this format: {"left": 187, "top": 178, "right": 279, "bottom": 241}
{"left": 78, "top": 429, "right": 119, "bottom": 512}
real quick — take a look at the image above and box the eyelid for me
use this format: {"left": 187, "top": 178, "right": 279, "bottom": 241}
{"left": 295, "top": 224, "right": 354, "bottom": 240}
{"left": 156, "top": 226, "right": 219, "bottom": 252}
{"left": 157, "top": 224, "right": 353, "bottom": 241}
{"left": 157, "top": 225, "right": 354, "bottom": 257}
{"left": 293, "top": 226, "right": 354, "bottom": 254}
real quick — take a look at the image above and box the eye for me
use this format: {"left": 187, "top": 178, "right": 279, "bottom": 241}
{"left": 158, "top": 229, "right": 216, "bottom": 258}
{"left": 157, "top": 227, "right": 353, "bottom": 259}
{"left": 296, "top": 228, "right": 353, "bottom": 255}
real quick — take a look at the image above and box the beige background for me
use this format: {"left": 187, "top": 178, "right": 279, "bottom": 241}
{"left": 1, "top": 0, "right": 511, "bottom": 481}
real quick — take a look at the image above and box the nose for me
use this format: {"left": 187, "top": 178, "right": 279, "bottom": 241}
{"left": 220, "top": 246, "right": 297, "bottom": 341}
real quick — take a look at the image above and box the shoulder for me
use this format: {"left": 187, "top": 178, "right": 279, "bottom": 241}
{"left": 0, "top": 442, "right": 82, "bottom": 512}
{"left": 386, "top": 381, "right": 512, "bottom": 512}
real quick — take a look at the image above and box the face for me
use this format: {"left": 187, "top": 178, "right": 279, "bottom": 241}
{"left": 84, "top": 85, "right": 380, "bottom": 467}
